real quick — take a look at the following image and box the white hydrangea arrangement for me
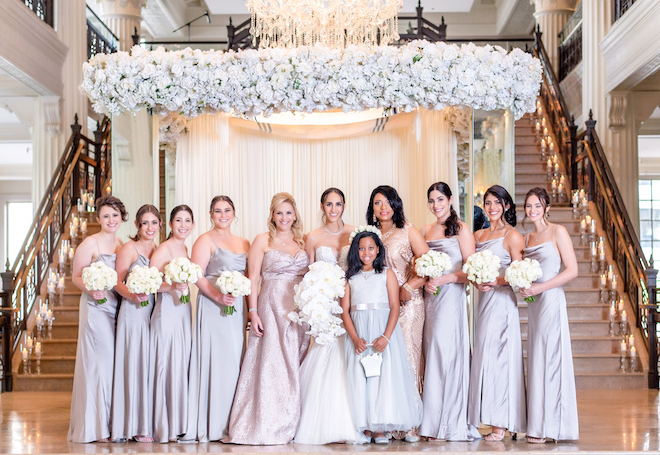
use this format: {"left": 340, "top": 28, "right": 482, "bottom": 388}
{"left": 415, "top": 250, "right": 453, "bottom": 295}
{"left": 216, "top": 271, "right": 252, "bottom": 315}
{"left": 505, "top": 258, "right": 543, "bottom": 303}
{"left": 288, "top": 261, "right": 346, "bottom": 345}
{"left": 163, "top": 257, "right": 203, "bottom": 303}
{"left": 126, "top": 265, "right": 163, "bottom": 307}
{"left": 349, "top": 225, "right": 383, "bottom": 244}
{"left": 81, "top": 41, "right": 542, "bottom": 128}
{"left": 462, "top": 250, "right": 501, "bottom": 285}
{"left": 81, "top": 261, "right": 118, "bottom": 305}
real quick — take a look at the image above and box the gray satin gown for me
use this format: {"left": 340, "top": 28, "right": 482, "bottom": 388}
{"left": 180, "top": 248, "right": 247, "bottom": 442}
{"left": 524, "top": 234, "right": 579, "bottom": 441}
{"left": 419, "top": 238, "right": 479, "bottom": 441}
{"left": 68, "top": 254, "right": 119, "bottom": 443}
{"left": 467, "top": 234, "right": 527, "bottom": 434}
{"left": 149, "top": 277, "right": 192, "bottom": 442}
{"left": 111, "top": 254, "right": 154, "bottom": 440}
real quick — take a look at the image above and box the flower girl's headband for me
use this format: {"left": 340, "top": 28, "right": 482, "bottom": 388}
{"left": 349, "top": 225, "right": 383, "bottom": 244}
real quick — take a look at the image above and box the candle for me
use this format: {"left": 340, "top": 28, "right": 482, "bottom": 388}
{"left": 546, "top": 159, "right": 552, "bottom": 171}
{"left": 585, "top": 215, "right": 592, "bottom": 225}
{"left": 609, "top": 305, "right": 616, "bottom": 318}
{"left": 620, "top": 339, "right": 627, "bottom": 354}
{"left": 572, "top": 190, "right": 579, "bottom": 205}
{"left": 600, "top": 274, "right": 607, "bottom": 287}
{"left": 552, "top": 179, "right": 557, "bottom": 190}
{"left": 552, "top": 154, "right": 558, "bottom": 164}
{"left": 541, "top": 117, "right": 547, "bottom": 127}
{"left": 58, "top": 276, "right": 65, "bottom": 289}
{"left": 49, "top": 271, "right": 57, "bottom": 284}
{"left": 41, "top": 302, "right": 48, "bottom": 316}
{"left": 81, "top": 219, "right": 88, "bottom": 234}
{"left": 621, "top": 310, "right": 627, "bottom": 322}
{"left": 554, "top": 163, "right": 560, "bottom": 174}
{"left": 581, "top": 197, "right": 588, "bottom": 207}
{"left": 27, "top": 336, "right": 33, "bottom": 348}
{"left": 629, "top": 334, "right": 635, "bottom": 349}
{"left": 541, "top": 138, "right": 546, "bottom": 148}
{"left": 36, "top": 314, "right": 43, "bottom": 327}
{"left": 579, "top": 188, "right": 585, "bottom": 199}
{"left": 580, "top": 219, "right": 586, "bottom": 230}
{"left": 560, "top": 175, "right": 566, "bottom": 186}
{"left": 612, "top": 275, "right": 617, "bottom": 290}
{"left": 69, "top": 247, "right": 75, "bottom": 260}
{"left": 543, "top": 127, "right": 549, "bottom": 136}
{"left": 631, "top": 346, "right": 637, "bottom": 358}
{"left": 47, "top": 282, "right": 56, "bottom": 294}
{"left": 22, "top": 348, "right": 28, "bottom": 362}
{"left": 46, "top": 309, "right": 53, "bottom": 322}
{"left": 607, "top": 265, "right": 614, "bottom": 281}
{"left": 618, "top": 299, "right": 624, "bottom": 312}
{"left": 535, "top": 120, "right": 541, "bottom": 132}
{"left": 537, "top": 105, "right": 542, "bottom": 115}
{"left": 590, "top": 219, "right": 596, "bottom": 234}
{"left": 549, "top": 142, "right": 555, "bottom": 152}
{"left": 35, "top": 342, "right": 41, "bottom": 355}
{"left": 559, "top": 182, "right": 565, "bottom": 193}
{"left": 58, "top": 252, "right": 65, "bottom": 264}
{"left": 599, "top": 248, "right": 605, "bottom": 261}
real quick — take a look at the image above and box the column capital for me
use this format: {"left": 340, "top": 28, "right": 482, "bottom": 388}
{"left": 531, "top": 0, "right": 579, "bottom": 16}
{"left": 95, "top": 0, "right": 147, "bottom": 18}
{"left": 41, "top": 95, "right": 61, "bottom": 136}
{"left": 608, "top": 91, "right": 629, "bottom": 131}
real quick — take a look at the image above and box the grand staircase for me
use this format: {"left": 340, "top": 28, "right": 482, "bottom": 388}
{"left": 514, "top": 111, "right": 646, "bottom": 388}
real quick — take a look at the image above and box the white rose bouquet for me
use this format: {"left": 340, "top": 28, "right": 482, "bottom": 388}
{"left": 81, "top": 261, "right": 118, "bottom": 305}
{"left": 216, "top": 271, "right": 251, "bottom": 315}
{"left": 288, "top": 261, "right": 346, "bottom": 345}
{"left": 126, "top": 265, "right": 163, "bottom": 307}
{"left": 462, "top": 250, "right": 501, "bottom": 285}
{"left": 415, "top": 250, "right": 453, "bottom": 295}
{"left": 163, "top": 257, "right": 203, "bottom": 303}
{"left": 505, "top": 258, "right": 543, "bottom": 303}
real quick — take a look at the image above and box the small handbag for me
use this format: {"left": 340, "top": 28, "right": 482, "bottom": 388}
{"left": 360, "top": 345, "right": 383, "bottom": 377}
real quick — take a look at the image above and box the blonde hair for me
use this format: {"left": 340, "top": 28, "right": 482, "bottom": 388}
{"left": 268, "top": 192, "right": 304, "bottom": 249}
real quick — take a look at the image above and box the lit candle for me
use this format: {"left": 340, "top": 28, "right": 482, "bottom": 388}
{"left": 58, "top": 276, "right": 65, "bottom": 289}
{"left": 590, "top": 219, "right": 596, "bottom": 234}
{"left": 58, "top": 252, "right": 65, "bottom": 264}
{"left": 572, "top": 190, "right": 579, "bottom": 205}
{"left": 560, "top": 175, "right": 566, "bottom": 186}
{"left": 27, "top": 336, "right": 33, "bottom": 348}
{"left": 81, "top": 219, "right": 88, "bottom": 234}
{"left": 537, "top": 105, "right": 542, "bottom": 115}
{"left": 554, "top": 163, "right": 560, "bottom": 174}
{"left": 36, "top": 314, "right": 43, "bottom": 327}
{"left": 49, "top": 271, "right": 57, "bottom": 284}
{"left": 541, "top": 138, "right": 546, "bottom": 148}
{"left": 631, "top": 346, "right": 637, "bottom": 358}
{"left": 607, "top": 265, "right": 614, "bottom": 281}
{"left": 585, "top": 215, "right": 592, "bottom": 225}
{"left": 46, "top": 309, "right": 53, "bottom": 321}
{"left": 21, "top": 348, "right": 28, "bottom": 362}
{"left": 621, "top": 310, "right": 627, "bottom": 322}
{"left": 580, "top": 219, "right": 587, "bottom": 231}
{"left": 629, "top": 334, "right": 635, "bottom": 349}
{"left": 581, "top": 197, "right": 588, "bottom": 207}
{"left": 69, "top": 247, "right": 75, "bottom": 260}
{"left": 599, "top": 247, "right": 605, "bottom": 261}
{"left": 552, "top": 179, "right": 557, "bottom": 190}
{"left": 41, "top": 302, "right": 48, "bottom": 316}
{"left": 618, "top": 299, "right": 624, "bottom": 312}
{"left": 549, "top": 142, "right": 555, "bottom": 152}
{"left": 535, "top": 120, "right": 541, "bottom": 132}
{"left": 612, "top": 275, "right": 617, "bottom": 290}
{"left": 609, "top": 305, "right": 616, "bottom": 318}
{"left": 558, "top": 182, "right": 565, "bottom": 194}
{"left": 620, "top": 339, "right": 627, "bottom": 354}
{"left": 546, "top": 158, "right": 552, "bottom": 171}
{"left": 47, "top": 282, "right": 56, "bottom": 294}
{"left": 552, "top": 154, "right": 558, "bottom": 164}
{"left": 35, "top": 342, "right": 41, "bottom": 355}
{"left": 600, "top": 274, "right": 607, "bottom": 287}
{"left": 543, "top": 127, "right": 549, "bottom": 136}
{"left": 591, "top": 243, "right": 597, "bottom": 257}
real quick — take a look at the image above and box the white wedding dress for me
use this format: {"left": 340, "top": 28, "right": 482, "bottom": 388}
{"left": 294, "top": 246, "right": 368, "bottom": 445}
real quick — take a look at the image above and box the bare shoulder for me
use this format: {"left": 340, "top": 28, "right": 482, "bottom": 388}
{"left": 252, "top": 232, "right": 270, "bottom": 249}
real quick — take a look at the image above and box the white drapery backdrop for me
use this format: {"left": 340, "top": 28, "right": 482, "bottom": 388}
{"left": 175, "top": 108, "right": 459, "bottom": 244}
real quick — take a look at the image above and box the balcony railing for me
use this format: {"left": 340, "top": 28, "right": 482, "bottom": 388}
{"left": 20, "top": 0, "right": 54, "bottom": 27}
{"left": 558, "top": 3, "right": 582, "bottom": 82}
{"left": 86, "top": 5, "right": 118, "bottom": 59}
{"left": 614, "top": 0, "right": 638, "bottom": 22}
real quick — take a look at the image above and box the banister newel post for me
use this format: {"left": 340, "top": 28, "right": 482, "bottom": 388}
{"left": 648, "top": 255, "right": 659, "bottom": 389}
{"left": 1, "top": 260, "right": 15, "bottom": 392}
{"left": 570, "top": 115, "right": 578, "bottom": 191}
{"left": 585, "top": 110, "right": 596, "bottom": 199}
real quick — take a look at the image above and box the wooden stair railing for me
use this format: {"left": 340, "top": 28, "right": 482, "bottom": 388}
{"left": 0, "top": 115, "right": 111, "bottom": 391}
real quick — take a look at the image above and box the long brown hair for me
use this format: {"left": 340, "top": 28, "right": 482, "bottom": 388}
{"left": 129, "top": 204, "right": 162, "bottom": 241}
{"left": 522, "top": 187, "right": 551, "bottom": 229}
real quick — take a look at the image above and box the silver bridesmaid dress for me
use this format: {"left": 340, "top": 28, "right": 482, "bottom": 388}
{"left": 180, "top": 247, "right": 247, "bottom": 442}
{"left": 68, "top": 254, "right": 119, "bottom": 443}
{"left": 523, "top": 232, "right": 579, "bottom": 441}
{"left": 111, "top": 254, "right": 154, "bottom": 440}
{"left": 419, "top": 238, "right": 479, "bottom": 441}
{"left": 467, "top": 234, "right": 527, "bottom": 434}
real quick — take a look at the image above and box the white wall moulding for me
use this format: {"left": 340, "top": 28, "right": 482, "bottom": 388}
{"left": 0, "top": 0, "right": 68, "bottom": 97}
{"left": 608, "top": 90, "right": 628, "bottom": 131}
{"left": 41, "top": 96, "right": 61, "bottom": 136}
{"left": 601, "top": 0, "right": 660, "bottom": 92}
{"left": 531, "top": 0, "right": 579, "bottom": 14}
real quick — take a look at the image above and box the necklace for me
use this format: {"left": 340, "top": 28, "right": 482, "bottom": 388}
{"left": 323, "top": 224, "right": 344, "bottom": 236}
{"left": 381, "top": 224, "right": 396, "bottom": 240}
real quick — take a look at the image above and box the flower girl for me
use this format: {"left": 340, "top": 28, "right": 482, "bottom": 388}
{"left": 341, "top": 228, "right": 422, "bottom": 444}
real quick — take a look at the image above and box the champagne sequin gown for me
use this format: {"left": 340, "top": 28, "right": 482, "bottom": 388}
{"left": 225, "top": 249, "right": 310, "bottom": 445}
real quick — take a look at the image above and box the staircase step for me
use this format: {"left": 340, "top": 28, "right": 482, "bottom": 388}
{"left": 516, "top": 135, "right": 538, "bottom": 146}
{"left": 519, "top": 303, "right": 609, "bottom": 320}
{"left": 522, "top": 353, "right": 622, "bottom": 373}
{"left": 574, "top": 372, "right": 646, "bottom": 389}
{"left": 516, "top": 153, "right": 550, "bottom": 163}
{"left": 564, "top": 288, "right": 601, "bottom": 304}
{"left": 41, "top": 339, "right": 78, "bottom": 356}
{"left": 13, "top": 373, "right": 74, "bottom": 392}
{"left": 49, "top": 322, "right": 79, "bottom": 338}
{"left": 516, "top": 207, "right": 577, "bottom": 221}
{"left": 522, "top": 336, "right": 624, "bottom": 355}
{"left": 52, "top": 307, "right": 79, "bottom": 323}
{"left": 19, "top": 356, "right": 75, "bottom": 374}
{"left": 520, "top": 319, "right": 611, "bottom": 337}
{"left": 564, "top": 275, "right": 602, "bottom": 288}
{"left": 515, "top": 163, "right": 546, "bottom": 173}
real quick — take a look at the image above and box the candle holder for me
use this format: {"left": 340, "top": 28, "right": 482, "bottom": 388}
{"left": 629, "top": 355, "right": 639, "bottom": 373}
{"left": 35, "top": 351, "right": 42, "bottom": 375}
{"left": 590, "top": 257, "right": 599, "bottom": 274}
{"left": 579, "top": 230, "right": 588, "bottom": 247}
{"left": 608, "top": 310, "right": 617, "bottom": 337}
{"left": 23, "top": 356, "right": 30, "bottom": 375}
{"left": 619, "top": 320, "right": 630, "bottom": 337}
{"left": 599, "top": 259, "right": 607, "bottom": 274}
{"left": 619, "top": 354, "right": 627, "bottom": 373}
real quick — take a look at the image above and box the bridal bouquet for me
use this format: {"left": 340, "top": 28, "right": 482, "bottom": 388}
{"left": 415, "top": 250, "right": 453, "bottom": 295}
{"left": 81, "top": 261, "right": 118, "bottom": 305}
{"left": 126, "top": 265, "right": 163, "bottom": 307}
{"left": 463, "top": 250, "right": 501, "bottom": 285}
{"left": 216, "top": 271, "right": 251, "bottom": 315}
{"left": 289, "top": 261, "right": 346, "bottom": 345}
{"left": 163, "top": 257, "right": 203, "bottom": 303}
{"left": 505, "top": 258, "right": 543, "bottom": 303}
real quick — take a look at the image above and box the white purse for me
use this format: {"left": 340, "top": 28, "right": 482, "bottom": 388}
{"left": 360, "top": 345, "right": 383, "bottom": 377}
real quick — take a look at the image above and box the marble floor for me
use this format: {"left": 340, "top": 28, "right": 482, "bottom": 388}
{"left": 1, "top": 389, "right": 659, "bottom": 454}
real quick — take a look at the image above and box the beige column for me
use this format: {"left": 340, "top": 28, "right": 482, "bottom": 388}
{"left": 531, "top": 0, "right": 579, "bottom": 76}
{"left": 96, "top": 0, "right": 147, "bottom": 51}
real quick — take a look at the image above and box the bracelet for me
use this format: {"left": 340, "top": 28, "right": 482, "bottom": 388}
{"left": 403, "top": 283, "right": 415, "bottom": 295}
{"left": 248, "top": 308, "right": 258, "bottom": 313}
{"left": 381, "top": 334, "right": 390, "bottom": 343}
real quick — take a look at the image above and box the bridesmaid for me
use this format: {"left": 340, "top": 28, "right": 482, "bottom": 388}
{"left": 418, "top": 182, "right": 479, "bottom": 442}
{"left": 68, "top": 196, "right": 127, "bottom": 443}
{"left": 467, "top": 185, "right": 526, "bottom": 441}
{"left": 520, "top": 187, "right": 579, "bottom": 443}
{"left": 296, "top": 188, "right": 364, "bottom": 445}
{"left": 225, "top": 192, "right": 310, "bottom": 445}
{"left": 148, "top": 205, "right": 195, "bottom": 443}
{"left": 111, "top": 204, "right": 161, "bottom": 443}
{"left": 180, "top": 196, "right": 249, "bottom": 442}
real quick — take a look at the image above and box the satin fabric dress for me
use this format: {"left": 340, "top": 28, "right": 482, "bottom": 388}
{"left": 225, "top": 249, "right": 310, "bottom": 445}
{"left": 467, "top": 235, "right": 527, "bottom": 434}
{"left": 382, "top": 223, "right": 425, "bottom": 392}
{"left": 524, "top": 236, "right": 579, "bottom": 441}
{"left": 149, "top": 277, "right": 192, "bottom": 442}
{"left": 419, "top": 238, "right": 479, "bottom": 441}
{"left": 344, "top": 269, "right": 423, "bottom": 433}
{"left": 294, "top": 246, "right": 368, "bottom": 444}
{"left": 68, "top": 254, "right": 119, "bottom": 443}
{"left": 111, "top": 254, "right": 154, "bottom": 440}
{"left": 180, "top": 248, "right": 247, "bottom": 442}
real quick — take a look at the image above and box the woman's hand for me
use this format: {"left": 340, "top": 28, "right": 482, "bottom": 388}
{"left": 174, "top": 282, "right": 188, "bottom": 293}
{"left": 424, "top": 275, "right": 453, "bottom": 294}
{"left": 249, "top": 312, "right": 264, "bottom": 337}
{"left": 353, "top": 337, "right": 367, "bottom": 354}
{"left": 372, "top": 336, "right": 389, "bottom": 353}
{"left": 477, "top": 280, "right": 497, "bottom": 292}
{"left": 520, "top": 283, "right": 542, "bottom": 298}
{"left": 91, "top": 290, "right": 106, "bottom": 300}
{"left": 218, "top": 293, "right": 236, "bottom": 307}
{"left": 399, "top": 287, "right": 412, "bottom": 304}
{"left": 134, "top": 293, "right": 149, "bottom": 303}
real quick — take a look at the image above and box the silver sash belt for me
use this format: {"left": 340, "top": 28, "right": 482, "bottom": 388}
{"left": 351, "top": 302, "right": 390, "bottom": 311}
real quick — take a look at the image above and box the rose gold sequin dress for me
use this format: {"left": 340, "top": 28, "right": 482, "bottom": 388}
{"left": 225, "top": 249, "right": 310, "bottom": 445}
{"left": 382, "top": 224, "right": 425, "bottom": 392}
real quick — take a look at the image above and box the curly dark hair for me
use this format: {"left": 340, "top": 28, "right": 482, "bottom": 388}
{"left": 366, "top": 185, "right": 406, "bottom": 229}
{"left": 95, "top": 195, "right": 128, "bottom": 222}
{"left": 345, "top": 231, "right": 386, "bottom": 280}
{"left": 427, "top": 182, "right": 460, "bottom": 237}
{"left": 484, "top": 185, "right": 517, "bottom": 227}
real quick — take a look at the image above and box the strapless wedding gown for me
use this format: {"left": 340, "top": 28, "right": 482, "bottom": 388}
{"left": 294, "top": 246, "right": 368, "bottom": 444}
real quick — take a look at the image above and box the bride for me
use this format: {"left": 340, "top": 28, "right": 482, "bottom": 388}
{"left": 296, "top": 188, "right": 366, "bottom": 444}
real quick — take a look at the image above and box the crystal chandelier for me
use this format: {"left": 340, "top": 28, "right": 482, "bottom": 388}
{"left": 245, "top": 0, "right": 403, "bottom": 48}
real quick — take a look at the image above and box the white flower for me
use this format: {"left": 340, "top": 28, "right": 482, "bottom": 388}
{"left": 216, "top": 271, "right": 251, "bottom": 297}
{"left": 505, "top": 258, "right": 543, "bottom": 291}
{"left": 82, "top": 261, "right": 118, "bottom": 292}
{"left": 463, "top": 250, "right": 501, "bottom": 285}
{"left": 348, "top": 225, "right": 383, "bottom": 244}
{"left": 415, "top": 250, "right": 452, "bottom": 279}
{"left": 126, "top": 265, "right": 163, "bottom": 295}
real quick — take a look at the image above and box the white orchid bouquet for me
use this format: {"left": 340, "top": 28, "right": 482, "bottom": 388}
{"left": 288, "top": 261, "right": 346, "bottom": 345}
{"left": 415, "top": 250, "right": 453, "bottom": 295}
{"left": 505, "top": 258, "right": 543, "bottom": 303}
{"left": 216, "top": 271, "right": 251, "bottom": 315}
{"left": 163, "top": 257, "right": 203, "bottom": 303}
{"left": 463, "top": 250, "right": 501, "bottom": 285}
{"left": 126, "top": 265, "right": 163, "bottom": 307}
{"left": 81, "top": 261, "right": 118, "bottom": 305}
